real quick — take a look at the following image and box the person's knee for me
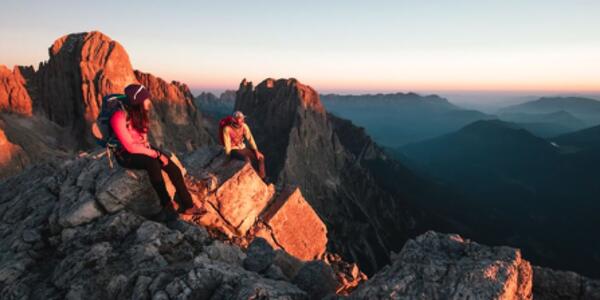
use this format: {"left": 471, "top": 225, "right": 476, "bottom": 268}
{"left": 162, "top": 159, "right": 178, "bottom": 172}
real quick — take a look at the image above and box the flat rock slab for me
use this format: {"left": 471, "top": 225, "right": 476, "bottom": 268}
{"left": 257, "top": 187, "right": 327, "bottom": 261}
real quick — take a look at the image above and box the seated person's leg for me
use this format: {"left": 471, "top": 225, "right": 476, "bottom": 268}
{"left": 162, "top": 158, "right": 194, "bottom": 211}
{"left": 119, "top": 153, "right": 173, "bottom": 208}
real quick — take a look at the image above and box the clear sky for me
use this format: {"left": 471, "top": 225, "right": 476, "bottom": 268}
{"left": 1, "top": 0, "right": 599, "bottom": 97}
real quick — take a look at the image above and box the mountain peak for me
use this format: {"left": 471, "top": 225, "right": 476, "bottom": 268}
{"left": 244, "top": 78, "right": 325, "bottom": 114}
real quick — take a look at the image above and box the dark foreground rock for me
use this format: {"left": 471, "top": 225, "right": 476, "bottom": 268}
{"left": 533, "top": 266, "right": 600, "bottom": 300}
{"left": 351, "top": 231, "right": 533, "bottom": 300}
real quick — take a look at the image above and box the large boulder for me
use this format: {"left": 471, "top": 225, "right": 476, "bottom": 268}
{"left": 254, "top": 186, "right": 328, "bottom": 261}
{"left": 351, "top": 231, "right": 533, "bottom": 300}
{"left": 181, "top": 147, "right": 275, "bottom": 236}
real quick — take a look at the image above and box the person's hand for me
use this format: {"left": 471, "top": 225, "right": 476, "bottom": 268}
{"left": 159, "top": 153, "right": 169, "bottom": 166}
{"left": 255, "top": 150, "right": 264, "bottom": 160}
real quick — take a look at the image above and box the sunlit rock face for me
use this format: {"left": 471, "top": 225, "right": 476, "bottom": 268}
{"left": 0, "top": 65, "right": 33, "bottom": 116}
{"left": 351, "top": 231, "right": 533, "bottom": 300}
{"left": 34, "top": 31, "right": 137, "bottom": 147}
{"left": 254, "top": 186, "right": 328, "bottom": 261}
{"left": 0, "top": 126, "right": 28, "bottom": 178}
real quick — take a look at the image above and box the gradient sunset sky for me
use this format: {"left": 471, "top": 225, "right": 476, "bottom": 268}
{"left": 1, "top": 0, "right": 599, "bottom": 96}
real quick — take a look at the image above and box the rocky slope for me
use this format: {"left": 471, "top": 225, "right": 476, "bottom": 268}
{"left": 234, "top": 78, "right": 463, "bottom": 275}
{"left": 0, "top": 113, "right": 74, "bottom": 179}
{"left": 0, "top": 145, "right": 368, "bottom": 299}
{"left": 3, "top": 145, "right": 597, "bottom": 299}
{"left": 0, "top": 31, "right": 213, "bottom": 178}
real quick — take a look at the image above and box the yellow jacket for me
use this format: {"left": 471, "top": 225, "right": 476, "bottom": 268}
{"left": 222, "top": 123, "right": 258, "bottom": 155}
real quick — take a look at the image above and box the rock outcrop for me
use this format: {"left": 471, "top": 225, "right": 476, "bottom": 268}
{"left": 351, "top": 231, "right": 533, "bottom": 299}
{"left": 0, "top": 31, "right": 213, "bottom": 177}
{"left": 0, "top": 65, "right": 33, "bottom": 116}
{"left": 34, "top": 31, "right": 137, "bottom": 147}
{"left": 235, "top": 78, "right": 455, "bottom": 275}
{"left": 0, "top": 146, "right": 346, "bottom": 299}
{"left": 254, "top": 186, "right": 328, "bottom": 261}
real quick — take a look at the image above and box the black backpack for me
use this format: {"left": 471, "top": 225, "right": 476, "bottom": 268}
{"left": 91, "top": 94, "right": 128, "bottom": 166}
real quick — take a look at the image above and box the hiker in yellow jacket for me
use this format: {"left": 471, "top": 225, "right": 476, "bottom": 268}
{"left": 222, "top": 111, "right": 266, "bottom": 180}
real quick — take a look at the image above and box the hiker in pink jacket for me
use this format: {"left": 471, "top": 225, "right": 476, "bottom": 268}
{"left": 110, "top": 84, "right": 203, "bottom": 219}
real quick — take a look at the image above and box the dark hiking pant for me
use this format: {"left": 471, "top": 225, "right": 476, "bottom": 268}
{"left": 230, "top": 148, "right": 266, "bottom": 179}
{"left": 115, "top": 151, "right": 194, "bottom": 211}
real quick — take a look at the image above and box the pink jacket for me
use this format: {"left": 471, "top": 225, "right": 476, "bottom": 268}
{"left": 109, "top": 110, "right": 158, "bottom": 158}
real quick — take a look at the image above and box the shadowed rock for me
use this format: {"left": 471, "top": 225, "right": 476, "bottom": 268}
{"left": 243, "top": 237, "right": 275, "bottom": 273}
{"left": 292, "top": 260, "right": 339, "bottom": 299}
{"left": 533, "top": 266, "right": 600, "bottom": 300}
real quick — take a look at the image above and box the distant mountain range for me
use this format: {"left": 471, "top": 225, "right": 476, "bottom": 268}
{"left": 195, "top": 90, "right": 236, "bottom": 120}
{"left": 397, "top": 119, "right": 600, "bottom": 277}
{"left": 320, "top": 93, "right": 496, "bottom": 147}
{"left": 498, "top": 110, "right": 588, "bottom": 137}
{"left": 499, "top": 96, "right": 600, "bottom": 126}
{"left": 195, "top": 93, "right": 600, "bottom": 147}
